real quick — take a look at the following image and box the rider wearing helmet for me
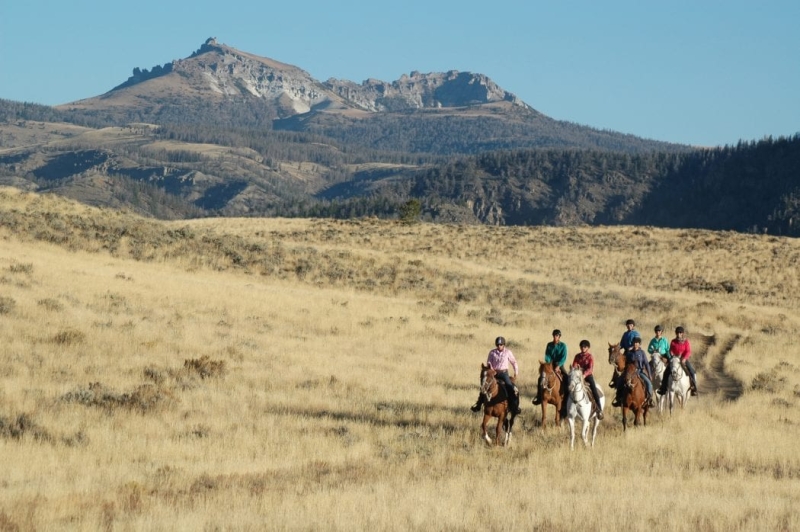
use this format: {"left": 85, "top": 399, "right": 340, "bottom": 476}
{"left": 612, "top": 336, "right": 655, "bottom": 408}
{"left": 620, "top": 319, "right": 639, "bottom": 354}
{"left": 532, "top": 329, "right": 568, "bottom": 406}
{"left": 570, "top": 339, "right": 604, "bottom": 420}
{"left": 667, "top": 326, "right": 698, "bottom": 396}
{"left": 471, "top": 336, "right": 521, "bottom": 414}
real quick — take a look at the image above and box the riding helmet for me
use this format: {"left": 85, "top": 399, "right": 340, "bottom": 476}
{"left": 495, "top": 336, "right": 506, "bottom": 346}
{"left": 654, "top": 325, "right": 663, "bottom": 332}
{"left": 675, "top": 326, "right": 685, "bottom": 334}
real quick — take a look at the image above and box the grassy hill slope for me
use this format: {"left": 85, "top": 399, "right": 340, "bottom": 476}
{"left": 0, "top": 187, "right": 798, "bottom": 529}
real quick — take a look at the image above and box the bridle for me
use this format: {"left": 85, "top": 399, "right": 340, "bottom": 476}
{"left": 480, "top": 369, "right": 497, "bottom": 402}
{"left": 624, "top": 364, "right": 641, "bottom": 391}
{"left": 539, "top": 364, "right": 556, "bottom": 394}
{"left": 670, "top": 358, "right": 685, "bottom": 382}
{"left": 568, "top": 371, "right": 590, "bottom": 405}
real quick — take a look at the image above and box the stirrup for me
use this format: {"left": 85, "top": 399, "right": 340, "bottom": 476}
{"left": 611, "top": 398, "right": 621, "bottom": 407}
{"left": 532, "top": 397, "right": 542, "bottom": 405}
{"left": 470, "top": 402, "right": 482, "bottom": 412}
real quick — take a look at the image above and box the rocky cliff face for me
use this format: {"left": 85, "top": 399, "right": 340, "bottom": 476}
{"left": 324, "top": 70, "right": 530, "bottom": 112}
{"left": 102, "top": 38, "right": 530, "bottom": 118}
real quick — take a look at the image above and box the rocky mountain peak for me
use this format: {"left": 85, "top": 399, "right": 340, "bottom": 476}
{"left": 103, "top": 39, "right": 530, "bottom": 118}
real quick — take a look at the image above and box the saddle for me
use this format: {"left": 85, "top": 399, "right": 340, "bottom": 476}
{"left": 582, "top": 382, "right": 601, "bottom": 414}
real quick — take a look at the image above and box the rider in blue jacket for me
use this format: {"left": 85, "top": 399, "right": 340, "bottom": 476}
{"left": 612, "top": 336, "right": 656, "bottom": 408}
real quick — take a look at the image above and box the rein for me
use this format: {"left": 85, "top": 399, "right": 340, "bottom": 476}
{"left": 569, "top": 375, "right": 590, "bottom": 405}
{"left": 481, "top": 372, "right": 497, "bottom": 400}
{"left": 539, "top": 365, "right": 558, "bottom": 394}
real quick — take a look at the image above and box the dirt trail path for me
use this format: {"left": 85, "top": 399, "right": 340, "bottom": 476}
{"left": 692, "top": 333, "right": 744, "bottom": 401}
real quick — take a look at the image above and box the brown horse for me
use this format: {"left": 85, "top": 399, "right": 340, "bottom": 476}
{"left": 478, "top": 363, "right": 518, "bottom": 446}
{"left": 535, "top": 360, "right": 566, "bottom": 427}
{"left": 619, "top": 362, "right": 650, "bottom": 430}
{"left": 607, "top": 342, "right": 626, "bottom": 386}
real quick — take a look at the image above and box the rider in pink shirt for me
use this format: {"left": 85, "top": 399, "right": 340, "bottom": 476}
{"left": 471, "top": 336, "right": 521, "bottom": 414}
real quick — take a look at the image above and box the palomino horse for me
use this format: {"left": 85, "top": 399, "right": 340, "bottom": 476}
{"left": 667, "top": 356, "right": 691, "bottom": 414}
{"left": 535, "top": 361, "right": 566, "bottom": 427}
{"left": 650, "top": 354, "right": 667, "bottom": 413}
{"left": 566, "top": 368, "right": 604, "bottom": 450}
{"left": 620, "top": 362, "right": 650, "bottom": 430}
{"left": 478, "top": 363, "right": 518, "bottom": 446}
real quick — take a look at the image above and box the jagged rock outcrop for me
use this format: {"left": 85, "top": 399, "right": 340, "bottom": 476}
{"left": 324, "top": 70, "right": 530, "bottom": 112}
{"left": 73, "top": 38, "right": 530, "bottom": 119}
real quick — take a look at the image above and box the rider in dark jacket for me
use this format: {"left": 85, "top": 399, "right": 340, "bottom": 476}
{"left": 612, "top": 336, "right": 655, "bottom": 408}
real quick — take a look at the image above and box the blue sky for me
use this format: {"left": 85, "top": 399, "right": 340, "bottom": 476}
{"left": 2, "top": 1, "right": 798, "bottom": 147}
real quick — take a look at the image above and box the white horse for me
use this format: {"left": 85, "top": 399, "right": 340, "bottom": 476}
{"left": 566, "top": 368, "right": 604, "bottom": 450}
{"left": 667, "top": 357, "right": 691, "bottom": 414}
{"left": 650, "top": 354, "right": 667, "bottom": 413}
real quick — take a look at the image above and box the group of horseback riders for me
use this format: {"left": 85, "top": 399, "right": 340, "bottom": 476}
{"left": 469, "top": 319, "right": 699, "bottom": 419}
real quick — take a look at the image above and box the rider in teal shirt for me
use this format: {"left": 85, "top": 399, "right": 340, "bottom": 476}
{"left": 532, "top": 329, "right": 568, "bottom": 406}
{"left": 647, "top": 325, "right": 670, "bottom": 361}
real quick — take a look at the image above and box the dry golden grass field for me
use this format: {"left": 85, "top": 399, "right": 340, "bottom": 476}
{"left": 1, "top": 186, "right": 799, "bottom": 531}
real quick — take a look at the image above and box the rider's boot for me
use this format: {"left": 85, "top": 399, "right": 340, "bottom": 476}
{"left": 470, "top": 394, "right": 484, "bottom": 412}
{"left": 531, "top": 384, "right": 543, "bottom": 405}
{"left": 611, "top": 388, "right": 622, "bottom": 408}
{"left": 690, "top": 376, "right": 698, "bottom": 396}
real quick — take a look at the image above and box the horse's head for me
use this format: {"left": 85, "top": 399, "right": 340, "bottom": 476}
{"left": 608, "top": 342, "right": 623, "bottom": 365}
{"left": 669, "top": 357, "right": 684, "bottom": 380}
{"left": 608, "top": 343, "right": 626, "bottom": 373}
{"left": 480, "top": 363, "right": 497, "bottom": 396}
{"left": 623, "top": 362, "right": 640, "bottom": 390}
{"left": 650, "top": 353, "right": 664, "bottom": 370}
{"left": 568, "top": 367, "right": 584, "bottom": 392}
{"left": 480, "top": 362, "right": 494, "bottom": 381}
{"left": 538, "top": 360, "right": 556, "bottom": 385}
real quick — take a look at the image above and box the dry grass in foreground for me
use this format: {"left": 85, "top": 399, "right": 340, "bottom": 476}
{"left": 0, "top": 187, "right": 798, "bottom": 531}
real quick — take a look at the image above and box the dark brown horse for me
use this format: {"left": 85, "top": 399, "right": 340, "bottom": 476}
{"left": 478, "top": 363, "right": 518, "bottom": 446}
{"left": 619, "top": 362, "right": 650, "bottom": 430}
{"left": 535, "top": 360, "right": 566, "bottom": 427}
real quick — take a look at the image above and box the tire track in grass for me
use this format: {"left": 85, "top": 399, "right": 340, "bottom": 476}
{"left": 693, "top": 333, "right": 744, "bottom": 401}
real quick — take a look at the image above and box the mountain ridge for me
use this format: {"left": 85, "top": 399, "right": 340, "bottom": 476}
{"left": 65, "top": 37, "right": 532, "bottom": 120}
{"left": 2, "top": 39, "right": 798, "bottom": 236}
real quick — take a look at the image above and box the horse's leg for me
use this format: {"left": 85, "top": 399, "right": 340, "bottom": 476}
{"left": 481, "top": 414, "right": 492, "bottom": 445}
{"left": 621, "top": 406, "right": 628, "bottom": 431}
{"left": 568, "top": 416, "right": 576, "bottom": 450}
{"left": 540, "top": 401, "right": 547, "bottom": 428}
{"left": 581, "top": 413, "right": 590, "bottom": 447}
{"left": 590, "top": 416, "right": 599, "bottom": 447}
{"left": 504, "top": 414, "right": 514, "bottom": 446}
{"left": 495, "top": 414, "right": 503, "bottom": 446}
{"left": 554, "top": 398, "right": 561, "bottom": 426}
